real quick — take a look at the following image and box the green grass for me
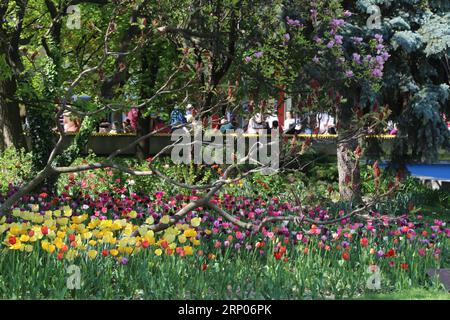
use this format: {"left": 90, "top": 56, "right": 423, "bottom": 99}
{"left": 357, "top": 288, "right": 449, "bottom": 300}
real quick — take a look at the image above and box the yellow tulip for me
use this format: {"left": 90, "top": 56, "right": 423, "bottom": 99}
{"left": 183, "top": 246, "right": 194, "bottom": 255}
{"left": 9, "top": 224, "right": 22, "bottom": 236}
{"left": 57, "top": 218, "right": 69, "bottom": 226}
{"left": 10, "top": 240, "right": 23, "bottom": 250}
{"left": 154, "top": 248, "right": 163, "bottom": 256}
{"left": 178, "top": 235, "right": 187, "bottom": 244}
{"left": 125, "top": 247, "right": 133, "bottom": 254}
{"left": 129, "top": 211, "right": 138, "bottom": 219}
{"left": 82, "top": 232, "right": 93, "bottom": 240}
{"left": 138, "top": 226, "right": 148, "bottom": 236}
{"left": 34, "top": 215, "right": 44, "bottom": 224}
{"left": 43, "top": 243, "right": 55, "bottom": 253}
{"left": 163, "top": 233, "right": 175, "bottom": 244}
{"left": 184, "top": 228, "right": 197, "bottom": 238}
{"left": 19, "top": 234, "right": 30, "bottom": 242}
{"left": 145, "top": 216, "right": 154, "bottom": 225}
{"left": 91, "top": 219, "right": 101, "bottom": 228}
{"left": 72, "top": 214, "right": 88, "bottom": 224}
{"left": 99, "top": 220, "right": 113, "bottom": 229}
{"left": 160, "top": 215, "right": 170, "bottom": 224}
{"left": 44, "top": 219, "right": 55, "bottom": 227}
{"left": 88, "top": 250, "right": 98, "bottom": 259}
{"left": 63, "top": 206, "right": 73, "bottom": 217}
{"left": 190, "top": 217, "right": 201, "bottom": 227}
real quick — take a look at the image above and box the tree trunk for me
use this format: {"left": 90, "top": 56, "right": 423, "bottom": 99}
{"left": 336, "top": 103, "right": 362, "bottom": 203}
{"left": 0, "top": 78, "right": 26, "bottom": 151}
{"left": 136, "top": 111, "right": 149, "bottom": 161}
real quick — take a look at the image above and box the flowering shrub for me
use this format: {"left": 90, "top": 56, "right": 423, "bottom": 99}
{"left": 243, "top": 1, "right": 389, "bottom": 102}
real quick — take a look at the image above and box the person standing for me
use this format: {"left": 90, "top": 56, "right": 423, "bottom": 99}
{"left": 127, "top": 107, "right": 139, "bottom": 131}
{"left": 169, "top": 105, "right": 187, "bottom": 131}
{"left": 317, "top": 112, "right": 335, "bottom": 134}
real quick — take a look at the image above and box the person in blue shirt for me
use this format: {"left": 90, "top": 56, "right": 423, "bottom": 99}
{"left": 169, "top": 105, "right": 187, "bottom": 131}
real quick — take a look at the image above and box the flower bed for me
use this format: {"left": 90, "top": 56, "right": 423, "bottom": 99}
{"left": 0, "top": 184, "right": 448, "bottom": 299}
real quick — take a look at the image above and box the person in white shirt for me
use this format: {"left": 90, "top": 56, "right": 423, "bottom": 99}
{"left": 284, "top": 112, "right": 302, "bottom": 134}
{"left": 266, "top": 113, "right": 279, "bottom": 129}
{"left": 247, "top": 113, "right": 266, "bottom": 134}
{"left": 316, "top": 112, "right": 335, "bottom": 134}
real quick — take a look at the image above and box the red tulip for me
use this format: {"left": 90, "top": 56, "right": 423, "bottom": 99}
{"left": 385, "top": 249, "right": 395, "bottom": 257}
{"left": 8, "top": 236, "right": 16, "bottom": 245}
{"left": 360, "top": 237, "right": 369, "bottom": 247}
{"left": 41, "top": 226, "right": 49, "bottom": 235}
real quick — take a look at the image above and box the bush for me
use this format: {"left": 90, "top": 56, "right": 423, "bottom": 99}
{"left": 0, "top": 148, "right": 32, "bottom": 193}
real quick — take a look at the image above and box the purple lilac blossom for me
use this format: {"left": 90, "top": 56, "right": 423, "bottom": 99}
{"left": 335, "top": 35, "right": 343, "bottom": 45}
{"left": 331, "top": 18, "right": 345, "bottom": 29}
{"left": 352, "top": 37, "right": 363, "bottom": 45}
{"left": 352, "top": 53, "right": 361, "bottom": 64}
{"left": 375, "top": 34, "right": 383, "bottom": 43}
{"left": 372, "top": 68, "right": 383, "bottom": 78}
